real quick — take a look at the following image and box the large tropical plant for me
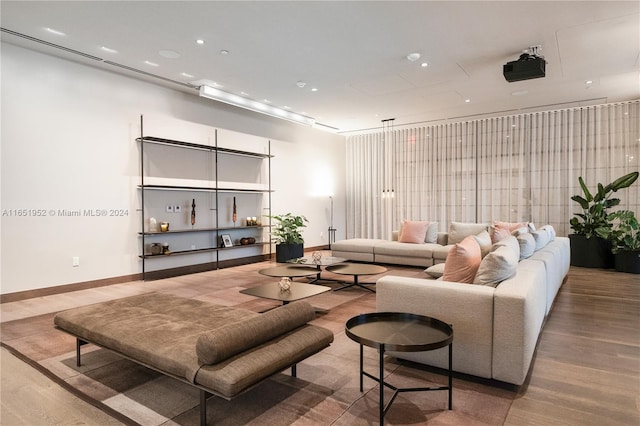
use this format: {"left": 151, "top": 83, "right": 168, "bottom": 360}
{"left": 268, "top": 213, "right": 308, "bottom": 245}
{"left": 569, "top": 171, "right": 639, "bottom": 238}
{"left": 596, "top": 210, "right": 640, "bottom": 253}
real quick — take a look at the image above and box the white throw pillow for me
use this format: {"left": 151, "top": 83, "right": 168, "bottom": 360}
{"left": 424, "top": 263, "right": 445, "bottom": 278}
{"left": 494, "top": 235, "right": 521, "bottom": 260}
{"left": 448, "top": 222, "right": 488, "bottom": 244}
{"left": 540, "top": 224, "right": 556, "bottom": 241}
{"left": 424, "top": 222, "right": 439, "bottom": 243}
{"left": 517, "top": 232, "right": 536, "bottom": 259}
{"left": 473, "top": 244, "right": 519, "bottom": 287}
{"left": 531, "top": 229, "right": 550, "bottom": 250}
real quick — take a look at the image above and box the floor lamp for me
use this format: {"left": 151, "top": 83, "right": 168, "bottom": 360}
{"left": 328, "top": 196, "right": 336, "bottom": 249}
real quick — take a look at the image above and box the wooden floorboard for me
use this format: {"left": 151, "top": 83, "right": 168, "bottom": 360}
{"left": 504, "top": 266, "right": 640, "bottom": 426}
{"left": 1, "top": 261, "right": 638, "bottom": 425}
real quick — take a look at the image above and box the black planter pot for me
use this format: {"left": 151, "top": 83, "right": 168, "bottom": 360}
{"left": 569, "top": 234, "right": 614, "bottom": 269}
{"left": 614, "top": 250, "right": 640, "bottom": 274}
{"left": 275, "top": 243, "right": 304, "bottom": 263}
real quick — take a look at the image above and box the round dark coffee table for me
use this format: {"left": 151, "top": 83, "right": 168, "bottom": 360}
{"left": 325, "top": 263, "right": 387, "bottom": 292}
{"left": 345, "top": 312, "right": 454, "bottom": 425}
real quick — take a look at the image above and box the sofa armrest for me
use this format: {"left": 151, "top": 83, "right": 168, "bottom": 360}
{"left": 492, "top": 259, "right": 547, "bottom": 385}
{"left": 376, "top": 276, "right": 495, "bottom": 378}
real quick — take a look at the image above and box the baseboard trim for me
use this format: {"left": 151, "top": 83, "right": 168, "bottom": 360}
{"left": 0, "top": 274, "right": 143, "bottom": 304}
{"left": 1, "top": 247, "right": 330, "bottom": 302}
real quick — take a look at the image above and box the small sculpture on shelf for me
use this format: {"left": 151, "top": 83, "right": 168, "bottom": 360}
{"left": 232, "top": 197, "right": 237, "bottom": 226}
{"left": 191, "top": 198, "right": 196, "bottom": 227}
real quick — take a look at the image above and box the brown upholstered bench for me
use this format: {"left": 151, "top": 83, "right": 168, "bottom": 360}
{"left": 54, "top": 293, "right": 334, "bottom": 425}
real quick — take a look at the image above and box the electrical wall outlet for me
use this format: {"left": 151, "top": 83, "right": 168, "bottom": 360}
{"left": 174, "top": 205, "right": 182, "bottom": 213}
{"left": 72, "top": 256, "right": 80, "bottom": 267}
{"left": 166, "top": 205, "right": 174, "bottom": 213}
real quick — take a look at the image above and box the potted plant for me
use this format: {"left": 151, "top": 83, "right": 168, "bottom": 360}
{"left": 268, "top": 213, "right": 308, "bottom": 262}
{"left": 569, "top": 171, "right": 638, "bottom": 268}
{"left": 596, "top": 210, "right": 640, "bottom": 274}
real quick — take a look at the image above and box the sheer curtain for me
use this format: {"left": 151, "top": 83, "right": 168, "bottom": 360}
{"left": 345, "top": 100, "right": 639, "bottom": 238}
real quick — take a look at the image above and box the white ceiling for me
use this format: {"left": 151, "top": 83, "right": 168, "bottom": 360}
{"left": 2, "top": 1, "right": 639, "bottom": 133}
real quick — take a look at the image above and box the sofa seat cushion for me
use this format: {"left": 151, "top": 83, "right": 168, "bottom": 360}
{"left": 374, "top": 241, "right": 440, "bottom": 258}
{"left": 331, "top": 238, "right": 384, "bottom": 253}
{"left": 432, "top": 244, "right": 453, "bottom": 263}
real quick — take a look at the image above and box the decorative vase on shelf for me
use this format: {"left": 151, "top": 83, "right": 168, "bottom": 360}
{"left": 149, "top": 217, "right": 158, "bottom": 232}
{"left": 278, "top": 277, "right": 291, "bottom": 292}
{"left": 232, "top": 197, "right": 237, "bottom": 226}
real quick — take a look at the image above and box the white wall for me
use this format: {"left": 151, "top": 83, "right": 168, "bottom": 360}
{"left": 0, "top": 43, "right": 346, "bottom": 295}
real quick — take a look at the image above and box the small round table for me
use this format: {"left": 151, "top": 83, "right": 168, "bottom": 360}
{"left": 345, "top": 312, "right": 454, "bottom": 425}
{"left": 258, "top": 265, "right": 318, "bottom": 280}
{"left": 325, "top": 263, "right": 387, "bottom": 292}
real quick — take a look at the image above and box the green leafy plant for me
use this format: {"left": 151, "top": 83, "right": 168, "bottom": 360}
{"left": 268, "top": 213, "right": 308, "bottom": 245}
{"left": 569, "top": 171, "right": 639, "bottom": 238}
{"left": 596, "top": 210, "right": 640, "bottom": 253}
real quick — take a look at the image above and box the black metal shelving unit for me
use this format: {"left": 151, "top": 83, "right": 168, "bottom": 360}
{"left": 137, "top": 115, "right": 273, "bottom": 280}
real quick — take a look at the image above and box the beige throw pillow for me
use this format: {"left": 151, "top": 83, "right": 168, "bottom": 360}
{"left": 474, "top": 244, "right": 519, "bottom": 287}
{"left": 473, "top": 230, "right": 493, "bottom": 258}
{"left": 448, "top": 222, "right": 489, "bottom": 244}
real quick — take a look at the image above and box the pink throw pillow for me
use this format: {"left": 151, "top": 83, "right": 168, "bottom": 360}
{"left": 494, "top": 221, "right": 526, "bottom": 232}
{"left": 442, "top": 235, "right": 482, "bottom": 284}
{"left": 491, "top": 226, "right": 512, "bottom": 244}
{"left": 399, "top": 220, "right": 429, "bottom": 244}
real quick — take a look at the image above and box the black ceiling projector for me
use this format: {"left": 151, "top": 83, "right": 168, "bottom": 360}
{"left": 503, "top": 53, "right": 546, "bottom": 82}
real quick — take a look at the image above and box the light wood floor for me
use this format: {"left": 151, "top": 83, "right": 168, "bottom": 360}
{"left": 1, "top": 262, "right": 638, "bottom": 425}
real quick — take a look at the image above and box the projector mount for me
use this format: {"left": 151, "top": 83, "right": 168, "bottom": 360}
{"left": 519, "top": 45, "right": 544, "bottom": 61}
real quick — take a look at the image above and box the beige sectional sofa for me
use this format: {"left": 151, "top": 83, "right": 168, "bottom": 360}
{"left": 331, "top": 233, "right": 450, "bottom": 267}
{"left": 375, "top": 228, "right": 569, "bottom": 385}
{"left": 332, "top": 221, "right": 489, "bottom": 267}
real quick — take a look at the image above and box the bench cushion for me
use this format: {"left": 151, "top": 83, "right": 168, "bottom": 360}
{"left": 196, "top": 301, "right": 315, "bottom": 364}
{"left": 54, "top": 293, "right": 334, "bottom": 399}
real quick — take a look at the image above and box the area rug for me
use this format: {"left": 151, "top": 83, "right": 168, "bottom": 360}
{"left": 1, "top": 308, "right": 516, "bottom": 425}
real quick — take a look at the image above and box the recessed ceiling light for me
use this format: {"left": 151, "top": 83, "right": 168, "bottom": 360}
{"left": 464, "top": 99, "right": 471, "bottom": 103}
{"left": 296, "top": 81, "right": 306, "bottom": 88}
{"left": 585, "top": 80, "right": 593, "bottom": 85}
{"left": 421, "top": 62, "right": 428, "bottom": 67}
{"left": 144, "top": 61, "right": 159, "bottom": 67}
{"left": 159, "top": 50, "right": 180, "bottom": 59}
{"left": 406, "top": 52, "right": 421, "bottom": 62}
{"left": 44, "top": 27, "right": 66, "bottom": 36}
{"left": 181, "top": 72, "right": 194, "bottom": 78}
{"left": 196, "top": 39, "right": 205, "bottom": 45}
{"left": 220, "top": 50, "right": 229, "bottom": 55}
{"left": 311, "top": 88, "right": 318, "bottom": 92}
{"left": 100, "top": 46, "right": 118, "bottom": 53}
